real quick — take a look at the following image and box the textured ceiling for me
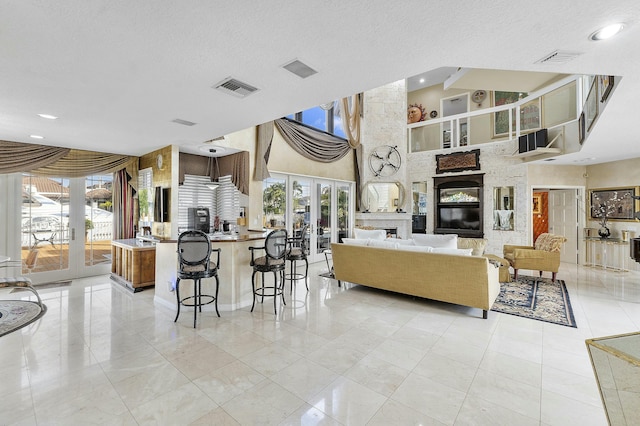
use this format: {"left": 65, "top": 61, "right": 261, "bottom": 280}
{"left": 1, "top": 1, "right": 639, "bottom": 165}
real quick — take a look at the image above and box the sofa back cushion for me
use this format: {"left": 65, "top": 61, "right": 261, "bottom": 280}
{"left": 399, "top": 245, "right": 433, "bottom": 253}
{"left": 353, "top": 228, "right": 387, "bottom": 241}
{"left": 534, "top": 233, "right": 566, "bottom": 252}
{"left": 412, "top": 233, "right": 458, "bottom": 249}
{"left": 342, "top": 238, "right": 369, "bottom": 246}
{"left": 457, "top": 238, "right": 487, "bottom": 256}
{"left": 432, "top": 247, "right": 473, "bottom": 256}
{"left": 368, "top": 239, "right": 398, "bottom": 249}
{"left": 390, "top": 238, "right": 415, "bottom": 246}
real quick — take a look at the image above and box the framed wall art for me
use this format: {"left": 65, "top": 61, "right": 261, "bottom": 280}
{"left": 532, "top": 194, "right": 542, "bottom": 214}
{"left": 492, "top": 91, "right": 541, "bottom": 137}
{"left": 598, "top": 75, "right": 615, "bottom": 103}
{"left": 578, "top": 111, "right": 585, "bottom": 145}
{"left": 435, "top": 149, "right": 480, "bottom": 174}
{"left": 584, "top": 79, "right": 598, "bottom": 132}
{"left": 589, "top": 187, "right": 639, "bottom": 221}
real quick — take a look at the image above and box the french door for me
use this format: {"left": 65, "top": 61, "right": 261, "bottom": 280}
{"left": 18, "top": 174, "right": 113, "bottom": 284}
{"left": 548, "top": 189, "right": 580, "bottom": 264}
{"left": 264, "top": 174, "right": 353, "bottom": 263}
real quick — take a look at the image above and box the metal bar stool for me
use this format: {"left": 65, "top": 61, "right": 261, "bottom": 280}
{"left": 249, "top": 229, "right": 287, "bottom": 314}
{"left": 174, "top": 230, "right": 221, "bottom": 328}
{"left": 285, "top": 224, "right": 309, "bottom": 292}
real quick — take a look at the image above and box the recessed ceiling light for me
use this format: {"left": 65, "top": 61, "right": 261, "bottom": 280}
{"left": 589, "top": 23, "right": 624, "bottom": 41}
{"left": 30, "top": 135, "right": 44, "bottom": 139}
{"left": 419, "top": 78, "right": 425, "bottom": 83}
{"left": 38, "top": 113, "right": 58, "bottom": 120}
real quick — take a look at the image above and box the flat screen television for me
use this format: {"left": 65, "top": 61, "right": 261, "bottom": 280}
{"left": 438, "top": 207, "right": 480, "bottom": 230}
{"left": 153, "top": 187, "right": 170, "bottom": 223}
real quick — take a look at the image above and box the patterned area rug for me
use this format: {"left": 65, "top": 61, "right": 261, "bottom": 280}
{"left": 491, "top": 276, "right": 577, "bottom": 328}
{"left": 0, "top": 300, "right": 47, "bottom": 337}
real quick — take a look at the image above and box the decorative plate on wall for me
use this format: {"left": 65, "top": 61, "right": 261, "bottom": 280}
{"left": 472, "top": 90, "right": 487, "bottom": 106}
{"left": 430, "top": 110, "right": 438, "bottom": 118}
{"left": 369, "top": 145, "right": 401, "bottom": 177}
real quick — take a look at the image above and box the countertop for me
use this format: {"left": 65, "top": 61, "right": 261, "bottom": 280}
{"left": 158, "top": 231, "right": 268, "bottom": 244}
{"left": 111, "top": 239, "right": 159, "bottom": 250}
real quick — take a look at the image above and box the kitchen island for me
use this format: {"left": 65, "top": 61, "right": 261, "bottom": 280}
{"left": 154, "top": 232, "right": 268, "bottom": 313}
{"left": 111, "top": 238, "right": 157, "bottom": 292}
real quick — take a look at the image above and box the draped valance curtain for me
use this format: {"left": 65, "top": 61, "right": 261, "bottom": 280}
{"left": 274, "top": 118, "right": 352, "bottom": 163}
{"left": 178, "top": 151, "right": 250, "bottom": 195}
{"left": 0, "top": 140, "right": 138, "bottom": 187}
{"left": 0, "top": 140, "right": 139, "bottom": 239}
{"left": 256, "top": 94, "right": 363, "bottom": 180}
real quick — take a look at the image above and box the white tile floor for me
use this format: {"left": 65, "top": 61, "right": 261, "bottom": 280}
{"left": 2, "top": 261, "right": 640, "bottom": 425}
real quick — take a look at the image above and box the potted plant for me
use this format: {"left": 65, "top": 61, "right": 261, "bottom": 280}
{"left": 85, "top": 218, "right": 94, "bottom": 240}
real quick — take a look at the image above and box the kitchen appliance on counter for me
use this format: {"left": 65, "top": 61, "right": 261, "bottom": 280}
{"left": 188, "top": 207, "right": 211, "bottom": 233}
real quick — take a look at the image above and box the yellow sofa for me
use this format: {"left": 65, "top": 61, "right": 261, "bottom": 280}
{"left": 331, "top": 242, "right": 501, "bottom": 319}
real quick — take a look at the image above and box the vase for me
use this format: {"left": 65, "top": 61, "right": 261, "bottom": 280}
{"left": 598, "top": 226, "right": 611, "bottom": 239}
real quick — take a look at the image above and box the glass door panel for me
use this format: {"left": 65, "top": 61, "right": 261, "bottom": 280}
{"left": 290, "top": 178, "right": 311, "bottom": 256}
{"left": 337, "top": 183, "right": 351, "bottom": 242}
{"left": 21, "top": 175, "right": 70, "bottom": 275}
{"left": 263, "top": 176, "right": 286, "bottom": 229}
{"left": 315, "top": 181, "right": 332, "bottom": 258}
{"left": 84, "top": 175, "right": 114, "bottom": 267}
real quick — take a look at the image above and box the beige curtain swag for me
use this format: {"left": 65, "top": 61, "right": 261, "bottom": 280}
{"left": 274, "top": 118, "right": 351, "bottom": 163}
{"left": 0, "top": 141, "right": 70, "bottom": 174}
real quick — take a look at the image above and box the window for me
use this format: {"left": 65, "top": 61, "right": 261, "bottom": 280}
{"left": 287, "top": 103, "right": 346, "bottom": 138}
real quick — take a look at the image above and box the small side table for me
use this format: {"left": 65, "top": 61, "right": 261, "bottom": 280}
{"left": 323, "top": 249, "right": 341, "bottom": 287}
{"left": 483, "top": 254, "right": 511, "bottom": 283}
{"left": 323, "top": 249, "right": 334, "bottom": 277}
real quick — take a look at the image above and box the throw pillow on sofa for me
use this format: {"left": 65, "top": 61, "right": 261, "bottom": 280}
{"left": 353, "top": 228, "right": 387, "bottom": 240}
{"left": 432, "top": 247, "right": 473, "bottom": 256}
{"left": 389, "top": 238, "right": 415, "bottom": 246}
{"left": 457, "top": 238, "right": 487, "bottom": 256}
{"left": 412, "top": 233, "right": 458, "bottom": 249}
{"left": 399, "top": 245, "right": 433, "bottom": 253}
{"left": 368, "top": 239, "right": 398, "bottom": 249}
{"left": 342, "top": 238, "right": 370, "bottom": 246}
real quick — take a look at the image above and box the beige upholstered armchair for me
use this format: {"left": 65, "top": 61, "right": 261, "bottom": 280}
{"left": 503, "top": 233, "right": 567, "bottom": 282}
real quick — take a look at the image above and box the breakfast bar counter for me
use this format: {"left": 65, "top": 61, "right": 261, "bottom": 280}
{"left": 154, "top": 232, "right": 268, "bottom": 312}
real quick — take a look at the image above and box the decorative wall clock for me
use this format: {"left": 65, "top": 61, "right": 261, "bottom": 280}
{"left": 369, "top": 145, "right": 401, "bottom": 177}
{"left": 472, "top": 90, "right": 487, "bottom": 106}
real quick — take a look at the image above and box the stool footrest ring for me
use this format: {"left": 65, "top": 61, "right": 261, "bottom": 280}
{"left": 178, "top": 295, "right": 215, "bottom": 307}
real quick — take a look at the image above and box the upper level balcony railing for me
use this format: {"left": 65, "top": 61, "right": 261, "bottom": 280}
{"left": 408, "top": 74, "right": 585, "bottom": 156}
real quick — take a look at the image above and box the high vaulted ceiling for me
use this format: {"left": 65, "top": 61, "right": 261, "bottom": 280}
{"left": 1, "top": 1, "right": 639, "bottom": 165}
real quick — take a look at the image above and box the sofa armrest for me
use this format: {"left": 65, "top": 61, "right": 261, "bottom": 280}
{"left": 512, "top": 248, "right": 556, "bottom": 260}
{"left": 503, "top": 244, "right": 533, "bottom": 258}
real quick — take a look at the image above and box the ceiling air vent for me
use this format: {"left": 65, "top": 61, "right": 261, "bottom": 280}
{"left": 282, "top": 59, "right": 318, "bottom": 79}
{"left": 535, "top": 50, "right": 583, "bottom": 64}
{"left": 214, "top": 77, "right": 259, "bottom": 98}
{"left": 172, "top": 118, "right": 197, "bottom": 126}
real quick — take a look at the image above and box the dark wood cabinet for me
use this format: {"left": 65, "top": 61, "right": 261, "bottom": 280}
{"left": 433, "top": 174, "right": 484, "bottom": 238}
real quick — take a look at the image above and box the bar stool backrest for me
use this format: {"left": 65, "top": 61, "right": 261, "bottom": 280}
{"left": 265, "top": 229, "right": 287, "bottom": 260}
{"left": 177, "top": 230, "right": 212, "bottom": 274}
